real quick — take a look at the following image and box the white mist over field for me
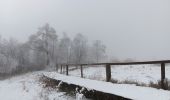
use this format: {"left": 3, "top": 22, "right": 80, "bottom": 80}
{"left": 0, "top": 0, "right": 170, "bottom": 60}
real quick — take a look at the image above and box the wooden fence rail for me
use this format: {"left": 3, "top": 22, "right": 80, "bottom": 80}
{"left": 57, "top": 60, "right": 170, "bottom": 90}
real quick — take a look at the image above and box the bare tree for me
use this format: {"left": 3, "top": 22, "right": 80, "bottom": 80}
{"left": 58, "top": 33, "right": 71, "bottom": 64}
{"left": 71, "top": 33, "right": 88, "bottom": 64}
{"left": 28, "top": 23, "right": 57, "bottom": 68}
{"left": 0, "top": 38, "right": 19, "bottom": 73}
{"left": 91, "top": 40, "right": 106, "bottom": 63}
{"left": 0, "top": 24, "right": 108, "bottom": 75}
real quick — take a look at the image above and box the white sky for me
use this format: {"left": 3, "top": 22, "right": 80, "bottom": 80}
{"left": 0, "top": 0, "right": 170, "bottom": 60}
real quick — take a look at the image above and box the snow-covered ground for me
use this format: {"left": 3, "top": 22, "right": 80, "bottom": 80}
{"left": 0, "top": 71, "right": 76, "bottom": 100}
{"left": 1, "top": 64, "right": 170, "bottom": 100}
{"left": 44, "top": 72, "right": 170, "bottom": 100}
{"left": 68, "top": 64, "right": 170, "bottom": 84}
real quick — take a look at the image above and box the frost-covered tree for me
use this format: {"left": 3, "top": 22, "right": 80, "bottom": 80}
{"left": 91, "top": 40, "right": 106, "bottom": 63}
{"left": 28, "top": 23, "right": 57, "bottom": 68}
{"left": 0, "top": 23, "right": 108, "bottom": 75}
{"left": 0, "top": 38, "right": 20, "bottom": 73}
{"left": 71, "top": 33, "right": 88, "bottom": 64}
{"left": 58, "top": 33, "right": 71, "bottom": 64}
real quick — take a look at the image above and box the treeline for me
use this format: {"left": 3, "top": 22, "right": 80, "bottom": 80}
{"left": 0, "top": 23, "right": 107, "bottom": 74}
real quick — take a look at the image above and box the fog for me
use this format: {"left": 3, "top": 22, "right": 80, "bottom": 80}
{"left": 0, "top": 0, "right": 170, "bottom": 60}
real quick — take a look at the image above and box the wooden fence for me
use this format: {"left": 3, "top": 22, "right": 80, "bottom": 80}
{"left": 57, "top": 60, "right": 170, "bottom": 89}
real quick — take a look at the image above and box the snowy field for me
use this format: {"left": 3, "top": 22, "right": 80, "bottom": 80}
{"left": 67, "top": 64, "right": 170, "bottom": 84}
{"left": 0, "top": 71, "right": 78, "bottom": 100}
{"left": 0, "top": 64, "right": 170, "bottom": 100}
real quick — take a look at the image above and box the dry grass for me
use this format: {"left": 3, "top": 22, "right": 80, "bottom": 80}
{"left": 110, "top": 79, "right": 146, "bottom": 86}
{"left": 111, "top": 78, "right": 170, "bottom": 90}
{"left": 149, "top": 79, "right": 170, "bottom": 90}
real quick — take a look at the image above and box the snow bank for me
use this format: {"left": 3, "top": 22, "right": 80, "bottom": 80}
{"left": 44, "top": 72, "right": 170, "bottom": 100}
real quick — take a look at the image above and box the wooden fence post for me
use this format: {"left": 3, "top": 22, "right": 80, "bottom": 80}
{"left": 66, "top": 65, "right": 68, "bottom": 75}
{"left": 161, "top": 63, "right": 165, "bottom": 89}
{"left": 106, "top": 64, "right": 111, "bottom": 82}
{"left": 81, "top": 65, "right": 83, "bottom": 78}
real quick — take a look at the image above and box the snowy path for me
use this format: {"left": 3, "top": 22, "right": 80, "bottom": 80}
{"left": 44, "top": 72, "right": 170, "bottom": 100}
{"left": 0, "top": 72, "right": 75, "bottom": 100}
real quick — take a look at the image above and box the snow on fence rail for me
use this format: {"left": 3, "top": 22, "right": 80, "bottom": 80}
{"left": 57, "top": 60, "right": 170, "bottom": 90}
